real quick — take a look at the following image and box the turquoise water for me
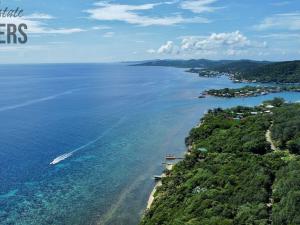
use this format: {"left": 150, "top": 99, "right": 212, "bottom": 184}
{"left": 1, "top": 64, "right": 300, "bottom": 225}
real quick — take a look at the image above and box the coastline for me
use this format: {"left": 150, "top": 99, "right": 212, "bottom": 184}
{"left": 146, "top": 160, "right": 179, "bottom": 210}
{"left": 146, "top": 180, "right": 162, "bottom": 209}
{"left": 140, "top": 99, "right": 300, "bottom": 224}
{"left": 145, "top": 120, "right": 202, "bottom": 211}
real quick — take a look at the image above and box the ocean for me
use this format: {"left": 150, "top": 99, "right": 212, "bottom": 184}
{"left": 1, "top": 63, "right": 300, "bottom": 225}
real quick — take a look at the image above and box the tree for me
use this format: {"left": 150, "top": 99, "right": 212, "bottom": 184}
{"left": 287, "top": 137, "right": 300, "bottom": 154}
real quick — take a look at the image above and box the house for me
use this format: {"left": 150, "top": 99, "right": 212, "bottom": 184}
{"left": 266, "top": 105, "right": 274, "bottom": 109}
{"left": 197, "top": 148, "right": 208, "bottom": 153}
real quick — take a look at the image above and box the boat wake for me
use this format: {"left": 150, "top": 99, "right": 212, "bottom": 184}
{"left": 50, "top": 116, "right": 127, "bottom": 165}
{"left": 0, "top": 89, "right": 77, "bottom": 113}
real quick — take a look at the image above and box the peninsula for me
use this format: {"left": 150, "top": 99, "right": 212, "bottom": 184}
{"left": 204, "top": 85, "right": 300, "bottom": 98}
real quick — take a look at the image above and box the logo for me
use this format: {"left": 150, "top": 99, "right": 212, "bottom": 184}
{"left": 0, "top": 4, "right": 28, "bottom": 44}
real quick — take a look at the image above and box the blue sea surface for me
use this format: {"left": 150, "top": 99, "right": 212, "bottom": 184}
{"left": 0, "top": 64, "right": 300, "bottom": 225}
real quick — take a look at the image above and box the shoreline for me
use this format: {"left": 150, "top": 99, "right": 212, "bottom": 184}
{"left": 204, "top": 85, "right": 300, "bottom": 98}
{"left": 146, "top": 163, "right": 177, "bottom": 210}
{"left": 140, "top": 99, "right": 300, "bottom": 224}
{"left": 144, "top": 101, "right": 277, "bottom": 214}
{"left": 146, "top": 180, "right": 162, "bottom": 209}
{"left": 145, "top": 120, "right": 202, "bottom": 211}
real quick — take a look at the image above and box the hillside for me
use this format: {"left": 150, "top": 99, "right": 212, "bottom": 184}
{"left": 135, "top": 59, "right": 300, "bottom": 83}
{"left": 134, "top": 59, "right": 234, "bottom": 68}
{"left": 134, "top": 59, "right": 269, "bottom": 71}
{"left": 212, "top": 60, "right": 270, "bottom": 74}
{"left": 240, "top": 60, "right": 300, "bottom": 83}
{"left": 141, "top": 99, "right": 300, "bottom": 225}
{"left": 211, "top": 60, "right": 300, "bottom": 83}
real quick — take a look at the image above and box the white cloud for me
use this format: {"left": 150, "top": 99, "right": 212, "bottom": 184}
{"left": 92, "top": 25, "right": 111, "bottom": 30}
{"left": 255, "top": 13, "right": 300, "bottom": 30}
{"left": 43, "top": 28, "right": 85, "bottom": 34}
{"left": 48, "top": 41, "right": 66, "bottom": 45}
{"left": 102, "top": 31, "right": 115, "bottom": 38}
{"left": 257, "top": 33, "right": 300, "bottom": 39}
{"left": 25, "top": 13, "right": 55, "bottom": 20}
{"left": 180, "top": 31, "right": 251, "bottom": 51}
{"left": 226, "top": 49, "right": 248, "bottom": 56}
{"left": 0, "top": 45, "right": 45, "bottom": 52}
{"left": 157, "top": 41, "right": 176, "bottom": 54}
{"left": 85, "top": 2, "right": 210, "bottom": 26}
{"left": 180, "top": 0, "right": 220, "bottom": 13}
{"left": 155, "top": 31, "right": 267, "bottom": 56}
{"left": 0, "top": 13, "right": 85, "bottom": 35}
{"left": 147, "top": 49, "right": 156, "bottom": 53}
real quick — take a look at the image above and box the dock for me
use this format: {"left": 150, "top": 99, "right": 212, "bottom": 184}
{"left": 153, "top": 174, "right": 166, "bottom": 181}
{"left": 165, "top": 154, "right": 184, "bottom": 160}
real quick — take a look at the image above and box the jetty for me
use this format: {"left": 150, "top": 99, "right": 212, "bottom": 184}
{"left": 165, "top": 154, "right": 184, "bottom": 160}
{"left": 153, "top": 175, "right": 163, "bottom": 181}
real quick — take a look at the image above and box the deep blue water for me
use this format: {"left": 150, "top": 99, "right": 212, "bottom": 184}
{"left": 1, "top": 64, "right": 300, "bottom": 225}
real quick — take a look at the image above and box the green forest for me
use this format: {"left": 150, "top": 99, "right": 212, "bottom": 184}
{"left": 140, "top": 99, "right": 300, "bottom": 225}
{"left": 214, "top": 60, "right": 300, "bottom": 83}
{"left": 136, "top": 59, "right": 300, "bottom": 83}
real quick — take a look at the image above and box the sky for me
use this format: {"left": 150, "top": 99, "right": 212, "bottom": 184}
{"left": 0, "top": 0, "right": 299, "bottom": 63}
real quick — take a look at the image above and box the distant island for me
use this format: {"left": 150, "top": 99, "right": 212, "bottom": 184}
{"left": 204, "top": 85, "right": 300, "bottom": 98}
{"left": 134, "top": 59, "right": 236, "bottom": 68}
{"left": 140, "top": 98, "right": 300, "bottom": 225}
{"left": 135, "top": 59, "right": 300, "bottom": 83}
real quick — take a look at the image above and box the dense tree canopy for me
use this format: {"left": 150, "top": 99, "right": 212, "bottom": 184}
{"left": 218, "top": 61, "right": 300, "bottom": 83}
{"left": 271, "top": 103, "right": 300, "bottom": 152}
{"left": 140, "top": 101, "right": 300, "bottom": 225}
